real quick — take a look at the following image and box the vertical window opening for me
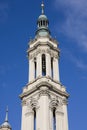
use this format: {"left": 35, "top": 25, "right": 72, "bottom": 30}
{"left": 42, "top": 20, "right": 43, "bottom": 26}
{"left": 42, "top": 54, "right": 46, "bottom": 76}
{"left": 53, "top": 109, "right": 56, "bottom": 130}
{"left": 41, "top": 21, "right": 42, "bottom": 26}
{"left": 34, "top": 58, "right": 37, "bottom": 79}
{"left": 34, "top": 109, "right": 36, "bottom": 130}
{"left": 51, "top": 57, "right": 53, "bottom": 78}
{"left": 43, "top": 20, "right": 45, "bottom": 26}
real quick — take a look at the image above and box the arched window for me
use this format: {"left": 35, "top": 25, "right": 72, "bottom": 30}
{"left": 51, "top": 57, "right": 53, "bottom": 78}
{"left": 34, "top": 58, "right": 37, "bottom": 79}
{"left": 42, "top": 54, "right": 46, "bottom": 76}
{"left": 53, "top": 109, "right": 56, "bottom": 130}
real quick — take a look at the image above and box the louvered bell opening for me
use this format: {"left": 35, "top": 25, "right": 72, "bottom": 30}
{"left": 42, "top": 54, "right": 46, "bottom": 76}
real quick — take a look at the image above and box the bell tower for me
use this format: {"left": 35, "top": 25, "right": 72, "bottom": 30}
{"left": 20, "top": 2, "right": 69, "bottom": 130}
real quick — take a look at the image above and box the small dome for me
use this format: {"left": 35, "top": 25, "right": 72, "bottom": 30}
{"left": 38, "top": 14, "right": 48, "bottom": 20}
{"left": 0, "top": 107, "right": 12, "bottom": 129}
{"left": 0, "top": 121, "right": 11, "bottom": 129}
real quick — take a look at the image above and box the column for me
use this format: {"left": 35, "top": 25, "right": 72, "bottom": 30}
{"left": 21, "top": 101, "right": 27, "bottom": 130}
{"left": 53, "top": 57, "right": 60, "bottom": 82}
{"left": 37, "top": 54, "right": 42, "bottom": 77}
{"left": 46, "top": 53, "right": 51, "bottom": 77}
{"left": 56, "top": 110, "right": 64, "bottom": 130}
{"left": 29, "top": 59, "right": 34, "bottom": 82}
{"left": 25, "top": 109, "right": 34, "bottom": 130}
{"left": 63, "top": 102, "right": 69, "bottom": 130}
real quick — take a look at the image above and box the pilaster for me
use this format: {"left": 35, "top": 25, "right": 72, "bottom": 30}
{"left": 37, "top": 88, "right": 50, "bottom": 130}
{"left": 21, "top": 101, "right": 27, "bottom": 130}
{"left": 56, "top": 110, "right": 64, "bottom": 130}
{"left": 25, "top": 108, "right": 34, "bottom": 130}
{"left": 29, "top": 59, "right": 35, "bottom": 82}
{"left": 37, "top": 53, "right": 42, "bottom": 77}
{"left": 63, "top": 98, "right": 69, "bottom": 130}
{"left": 53, "top": 57, "right": 60, "bottom": 82}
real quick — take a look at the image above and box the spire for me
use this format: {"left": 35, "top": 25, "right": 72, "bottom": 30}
{"left": 41, "top": 1, "right": 44, "bottom": 14}
{"left": 0, "top": 107, "right": 12, "bottom": 129}
{"left": 5, "top": 106, "right": 8, "bottom": 122}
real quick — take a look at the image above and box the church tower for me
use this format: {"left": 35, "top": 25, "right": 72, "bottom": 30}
{"left": 20, "top": 2, "right": 69, "bottom": 130}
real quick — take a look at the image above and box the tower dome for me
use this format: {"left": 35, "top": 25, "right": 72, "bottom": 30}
{"left": 0, "top": 108, "right": 12, "bottom": 130}
{"left": 36, "top": 2, "right": 50, "bottom": 37}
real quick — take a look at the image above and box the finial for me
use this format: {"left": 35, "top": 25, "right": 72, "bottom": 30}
{"left": 41, "top": 1, "right": 44, "bottom": 14}
{"left": 5, "top": 106, "right": 8, "bottom": 122}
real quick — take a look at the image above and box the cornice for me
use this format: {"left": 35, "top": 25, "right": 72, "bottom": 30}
{"left": 28, "top": 48, "right": 60, "bottom": 60}
{"left": 27, "top": 41, "right": 60, "bottom": 54}
{"left": 27, "top": 76, "right": 61, "bottom": 86}
{"left": 19, "top": 79, "right": 69, "bottom": 100}
{"left": 29, "top": 37, "right": 58, "bottom": 46}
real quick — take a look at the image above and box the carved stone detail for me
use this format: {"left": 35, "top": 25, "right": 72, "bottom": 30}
{"left": 22, "top": 100, "right": 26, "bottom": 106}
{"left": 49, "top": 98, "right": 59, "bottom": 110}
{"left": 62, "top": 97, "right": 68, "bottom": 105}
{"left": 53, "top": 98, "right": 64, "bottom": 114}
{"left": 30, "top": 98, "right": 39, "bottom": 110}
{"left": 39, "top": 90, "right": 50, "bottom": 98}
{"left": 25, "top": 98, "right": 39, "bottom": 116}
{"left": 25, "top": 101, "right": 33, "bottom": 116}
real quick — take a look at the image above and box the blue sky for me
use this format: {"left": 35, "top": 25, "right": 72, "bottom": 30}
{"left": 0, "top": 0, "right": 87, "bottom": 130}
